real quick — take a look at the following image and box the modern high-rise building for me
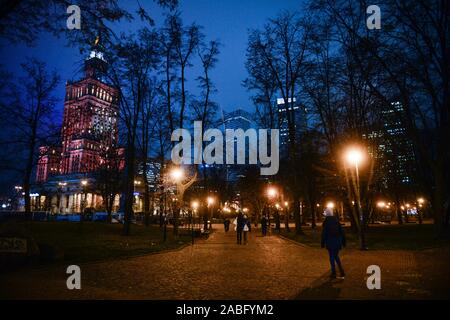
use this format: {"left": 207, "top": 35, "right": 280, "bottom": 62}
{"left": 221, "top": 109, "right": 254, "bottom": 131}
{"left": 277, "top": 97, "right": 308, "bottom": 158}
{"left": 365, "top": 102, "right": 416, "bottom": 188}
{"left": 204, "top": 108, "right": 257, "bottom": 183}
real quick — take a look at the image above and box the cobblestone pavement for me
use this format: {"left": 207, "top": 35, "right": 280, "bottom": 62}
{"left": 1, "top": 225, "right": 449, "bottom": 299}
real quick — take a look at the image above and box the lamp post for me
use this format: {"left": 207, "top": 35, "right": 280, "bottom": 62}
{"left": 207, "top": 196, "right": 215, "bottom": 230}
{"left": 169, "top": 167, "right": 197, "bottom": 237}
{"left": 284, "top": 201, "right": 291, "bottom": 232}
{"left": 80, "top": 179, "right": 88, "bottom": 217}
{"left": 191, "top": 200, "right": 199, "bottom": 244}
{"left": 57, "top": 182, "right": 67, "bottom": 215}
{"left": 345, "top": 147, "right": 367, "bottom": 250}
{"left": 170, "top": 168, "right": 184, "bottom": 237}
{"left": 417, "top": 197, "right": 425, "bottom": 224}
{"left": 266, "top": 186, "right": 280, "bottom": 233}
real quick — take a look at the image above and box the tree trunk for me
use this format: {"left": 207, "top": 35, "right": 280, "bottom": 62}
{"left": 123, "top": 148, "right": 135, "bottom": 236}
{"left": 294, "top": 198, "right": 303, "bottom": 234}
{"left": 310, "top": 202, "right": 316, "bottom": 229}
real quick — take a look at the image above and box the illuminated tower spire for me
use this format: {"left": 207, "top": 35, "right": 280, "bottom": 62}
{"left": 85, "top": 35, "right": 107, "bottom": 80}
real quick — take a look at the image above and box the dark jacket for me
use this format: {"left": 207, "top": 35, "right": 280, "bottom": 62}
{"left": 321, "top": 216, "right": 346, "bottom": 250}
{"left": 261, "top": 216, "right": 268, "bottom": 228}
{"left": 236, "top": 213, "right": 245, "bottom": 232}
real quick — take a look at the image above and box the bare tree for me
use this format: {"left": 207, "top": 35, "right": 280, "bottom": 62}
{"left": 95, "top": 147, "right": 124, "bottom": 222}
{"left": 312, "top": 0, "right": 450, "bottom": 235}
{"left": 109, "top": 28, "right": 160, "bottom": 235}
{"left": 245, "top": 11, "right": 313, "bottom": 235}
{"left": 137, "top": 78, "right": 162, "bottom": 224}
{"left": 170, "top": 13, "right": 203, "bottom": 129}
{"left": 0, "top": 59, "right": 59, "bottom": 213}
{"left": 0, "top": 0, "right": 179, "bottom": 47}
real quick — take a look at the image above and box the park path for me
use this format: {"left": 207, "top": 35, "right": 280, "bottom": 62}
{"left": 1, "top": 226, "right": 449, "bottom": 299}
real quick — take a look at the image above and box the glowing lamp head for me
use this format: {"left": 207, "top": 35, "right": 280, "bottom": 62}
{"left": 267, "top": 187, "right": 277, "bottom": 198}
{"left": 417, "top": 198, "right": 425, "bottom": 204}
{"left": 284, "top": 201, "right": 289, "bottom": 207}
{"left": 192, "top": 201, "right": 199, "bottom": 210}
{"left": 326, "top": 202, "right": 335, "bottom": 209}
{"left": 207, "top": 196, "right": 214, "bottom": 206}
{"left": 171, "top": 168, "right": 184, "bottom": 181}
{"left": 81, "top": 180, "right": 88, "bottom": 186}
{"left": 377, "top": 201, "right": 386, "bottom": 208}
{"left": 345, "top": 148, "right": 364, "bottom": 166}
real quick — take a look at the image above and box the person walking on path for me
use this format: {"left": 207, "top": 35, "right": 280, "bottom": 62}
{"left": 261, "top": 215, "right": 268, "bottom": 236}
{"left": 243, "top": 214, "right": 251, "bottom": 244}
{"left": 321, "top": 207, "right": 346, "bottom": 279}
{"left": 235, "top": 211, "right": 245, "bottom": 244}
{"left": 223, "top": 218, "right": 230, "bottom": 232}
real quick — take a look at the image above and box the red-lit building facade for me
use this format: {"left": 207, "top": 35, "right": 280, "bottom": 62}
{"left": 32, "top": 43, "right": 125, "bottom": 213}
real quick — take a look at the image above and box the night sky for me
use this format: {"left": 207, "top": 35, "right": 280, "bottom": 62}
{"left": 0, "top": 0, "right": 304, "bottom": 118}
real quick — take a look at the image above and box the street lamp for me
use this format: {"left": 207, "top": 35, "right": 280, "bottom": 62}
{"left": 344, "top": 146, "right": 367, "bottom": 250}
{"left": 416, "top": 198, "right": 425, "bottom": 224}
{"left": 171, "top": 167, "right": 184, "bottom": 181}
{"left": 326, "top": 202, "right": 335, "bottom": 209}
{"left": 190, "top": 200, "right": 199, "bottom": 244}
{"left": 267, "top": 186, "right": 277, "bottom": 198}
{"left": 57, "top": 182, "right": 67, "bottom": 214}
{"left": 169, "top": 167, "right": 184, "bottom": 237}
{"left": 377, "top": 201, "right": 386, "bottom": 208}
{"left": 80, "top": 179, "right": 88, "bottom": 221}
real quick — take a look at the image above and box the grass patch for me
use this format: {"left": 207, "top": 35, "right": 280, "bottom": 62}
{"left": 3, "top": 221, "right": 195, "bottom": 264}
{"left": 279, "top": 223, "right": 450, "bottom": 250}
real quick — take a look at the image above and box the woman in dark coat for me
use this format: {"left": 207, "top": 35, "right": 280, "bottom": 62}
{"left": 321, "top": 208, "right": 346, "bottom": 279}
{"left": 236, "top": 212, "right": 244, "bottom": 244}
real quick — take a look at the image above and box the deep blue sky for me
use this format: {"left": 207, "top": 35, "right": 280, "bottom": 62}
{"left": 0, "top": 0, "right": 305, "bottom": 117}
